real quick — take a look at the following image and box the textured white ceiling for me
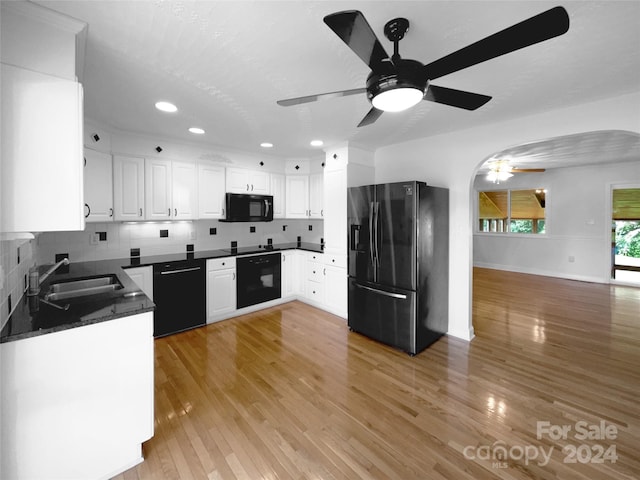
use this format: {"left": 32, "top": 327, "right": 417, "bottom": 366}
{"left": 37, "top": 1, "right": 640, "bottom": 162}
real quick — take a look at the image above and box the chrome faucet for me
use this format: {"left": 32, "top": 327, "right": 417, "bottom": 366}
{"left": 28, "top": 258, "right": 69, "bottom": 295}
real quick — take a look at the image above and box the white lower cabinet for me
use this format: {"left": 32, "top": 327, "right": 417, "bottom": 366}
{"left": 124, "top": 266, "right": 154, "bottom": 301}
{"left": 304, "top": 251, "right": 325, "bottom": 306}
{"left": 281, "top": 250, "right": 304, "bottom": 298}
{"left": 323, "top": 254, "right": 348, "bottom": 318}
{"left": 207, "top": 257, "right": 237, "bottom": 322}
{"left": 0, "top": 312, "right": 154, "bottom": 480}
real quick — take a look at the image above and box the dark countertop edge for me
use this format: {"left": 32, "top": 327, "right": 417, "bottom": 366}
{"left": 1, "top": 305, "right": 155, "bottom": 343}
{"left": 0, "top": 243, "right": 323, "bottom": 344}
{"left": 121, "top": 242, "right": 324, "bottom": 268}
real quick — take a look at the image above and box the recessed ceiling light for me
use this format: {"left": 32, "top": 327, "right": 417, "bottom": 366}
{"left": 260, "top": 142, "right": 274, "bottom": 148}
{"left": 155, "top": 101, "right": 177, "bottom": 113}
{"left": 310, "top": 140, "right": 323, "bottom": 147}
{"left": 188, "top": 127, "right": 205, "bottom": 134}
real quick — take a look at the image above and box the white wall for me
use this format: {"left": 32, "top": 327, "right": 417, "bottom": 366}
{"left": 374, "top": 91, "right": 640, "bottom": 341}
{"left": 473, "top": 161, "right": 640, "bottom": 282}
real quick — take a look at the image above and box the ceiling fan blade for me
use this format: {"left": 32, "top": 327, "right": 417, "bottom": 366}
{"left": 277, "top": 88, "right": 366, "bottom": 107}
{"left": 357, "top": 107, "right": 383, "bottom": 127}
{"left": 424, "top": 85, "right": 492, "bottom": 110}
{"left": 423, "top": 6, "right": 570, "bottom": 81}
{"left": 511, "top": 168, "right": 546, "bottom": 173}
{"left": 323, "top": 10, "right": 390, "bottom": 71}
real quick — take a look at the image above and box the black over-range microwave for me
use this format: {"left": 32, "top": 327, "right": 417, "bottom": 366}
{"left": 221, "top": 193, "right": 274, "bottom": 222}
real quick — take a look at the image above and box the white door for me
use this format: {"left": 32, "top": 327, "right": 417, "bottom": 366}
{"left": 324, "top": 265, "right": 347, "bottom": 318}
{"left": 271, "top": 173, "right": 286, "bottom": 219}
{"left": 125, "top": 266, "right": 154, "bottom": 300}
{"left": 286, "top": 175, "right": 309, "bottom": 218}
{"left": 145, "top": 158, "right": 172, "bottom": 220}
{"left": 309, "top": 173, "right": 324, "bottom": 218}
{"left": 84, "top": 149, "right": 113, "bottom": 222}
{"left": 198, "top": 163, "right": 226, "bottom": 219}
{"left": 113, "top": 155, "right": 145, "bottom": 221}
{"left": 323, "top": 168, "right": 347, "bottom": 254}
{"left": 226, "top": 167, "right": 250, "bottom": 193}
{"left": 249, "top": 170, "right": 270, "bottom": 194}
{"left": 1, "top": 64, "right": 84, "bottom": 232}
{"left": 172, "top": 160, "right": 197, "bottom": 219}
{"left": 207, "top": 269, "right": 237, "bottom": 318}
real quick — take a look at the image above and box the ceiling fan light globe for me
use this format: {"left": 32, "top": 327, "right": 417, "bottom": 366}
{"left": 372, "top": 87, "right": 424, "bottom": 112}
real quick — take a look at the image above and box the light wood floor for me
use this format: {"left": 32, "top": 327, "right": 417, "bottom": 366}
{"left": 114, "top": 268, "right": 640, "bottom": 480}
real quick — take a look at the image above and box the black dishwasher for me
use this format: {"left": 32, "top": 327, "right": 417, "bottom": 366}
{"left": 153, "top": 259, "right": 206, "bottom": 337}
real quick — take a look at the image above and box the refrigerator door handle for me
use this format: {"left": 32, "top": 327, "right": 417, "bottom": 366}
{"left": 369, "top": 202, "right": 375, "bottom": 266}
{"left": 354, "top": 282, "right": 407, "bottom": 299}
{"left": 374, "top": 202, "right": 380, "bottom": 267}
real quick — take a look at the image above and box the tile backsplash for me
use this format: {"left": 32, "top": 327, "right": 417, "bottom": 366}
{"left": 1, "top": 238, "right": 37, "bottom": 329}
{"left": 36, "top": 219, "right": 323, "bottom": 264}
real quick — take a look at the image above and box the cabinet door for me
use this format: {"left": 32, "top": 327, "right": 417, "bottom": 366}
{"left": 1, "top": 64, "right": 84, "bottom": 232}
{"left": 225, "top": 167, "right": 249, "bottom": 193}
{"left": 113, "top": 155, "right": 145, "bottom": 221}
{"left": 271, "top": 173, "right": 286, "bottom": 219}
{"left": 198, "top": 163, "right": 226, "bottom": 219}
{"left": 207, "top": 268, "right": 237, "bottom": 319}
{"left": 323, "top": 167, "right": 347, "bottom": 254}
{"left": 249, "top": 170, "right": 270, "bottom": 194}
{"left": 309, "top": 173, "right": 324, "bottom": 218}
{"left": 172, "top": 160, "right": 197, "bottom": 220}
{"left": 84, "top": 149, "right": 113, "bottom": 222}
{"left": 286, "top": 175, "right": 310, "bottom": 218}
{"left": 145, "top": 158, "right": 172, "bottom": 220}
{"left": 281, "top": 250, "right": 298, "bottom": 298}
{"left": 324, "top": 265, "right": 347, "bottom": 318}
{"left": 125, "top": 266, "right": 154, "bottom": 300}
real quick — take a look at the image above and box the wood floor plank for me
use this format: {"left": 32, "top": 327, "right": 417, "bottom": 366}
{"left": 114, "top": 268, "right": 640, "bottom": 479}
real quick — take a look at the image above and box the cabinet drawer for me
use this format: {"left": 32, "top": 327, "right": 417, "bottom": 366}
{"left": 324, "top": 254, "right": 347, "bottom": 269}
{"left": 307, "top": 252, "right": 323, "bottom": 262}
{"left": 307, "top": 261, "right": 323, "bottom": 282}
{"left": 306, "top": 279, "right": 324, "bottom": 302}
{"left": 207, "top": 257, "right": 236, "bottom": 271}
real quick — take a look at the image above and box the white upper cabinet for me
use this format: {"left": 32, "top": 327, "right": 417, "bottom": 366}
{"left": 171, "top": 160, "right": 198, "bottom": 220}
{"left": 145, "top": 159, "right": 197, "bottom": 220}
{"left": 286, "top": 175, "right": 310, "bottom": 218}
{"left": 198, "top": 162, "right": 226, "bottom": 219}
{"left": 1, "top": 64, "right": 84, "bottom": 233}
{"left": 270, "top": 173, "right": 286, "bottom": 219}
{"left": 226, "top": 167, "right": 270, "bottom": 194}
{"left": 84, "top": 149, "right": 113, "bottom": 223}
{"left": 145, "top": 158, "right": 172, "bottom": 220}
{"left": 113, "top": 155, "right": 145, "bottom": 221}
{"left": 323, "top": 167, "right": 347, "bottom": 254}
{"left": 309, "top": 173, "right": 324, "bottom": 219}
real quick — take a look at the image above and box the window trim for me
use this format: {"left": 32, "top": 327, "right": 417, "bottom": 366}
{"left": 475, "top": 187, "right": 549, "bottom": 235}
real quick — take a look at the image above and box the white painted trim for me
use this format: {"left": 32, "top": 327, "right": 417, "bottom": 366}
{"left": 98, "top": 453, "right": 144, "bottom": 480}
{"left": 447, "top": 327, "right": 475, "bottom": 342}
{"left": 473, "top": 262, "right": 606, "bottom": 284}
{"left": 3, "top": 0, "right": 87, "bottom": 34}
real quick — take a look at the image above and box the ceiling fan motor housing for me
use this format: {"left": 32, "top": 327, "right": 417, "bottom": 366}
{"left": 366, "top": 58, "right": 428, "bottom": 104}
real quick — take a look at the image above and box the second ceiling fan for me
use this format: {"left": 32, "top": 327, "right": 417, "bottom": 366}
{"left": 277, "top": 7, "right": 570, "bottom": 127}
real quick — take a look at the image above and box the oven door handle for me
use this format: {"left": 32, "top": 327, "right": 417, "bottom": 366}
{"left": 160, "top": 266, "right": 201, "bottom": 275}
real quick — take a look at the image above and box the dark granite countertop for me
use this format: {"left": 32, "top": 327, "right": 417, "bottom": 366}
{"left": 0, "top": 243, "right": 323, "bottom": 343}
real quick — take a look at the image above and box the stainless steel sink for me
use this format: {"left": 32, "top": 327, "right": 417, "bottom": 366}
{"left": 44, "top": 275, "right": 123, "bottom": 301}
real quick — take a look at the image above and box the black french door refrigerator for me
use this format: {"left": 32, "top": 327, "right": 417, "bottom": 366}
{"left": 348, "top": 181, "right": 449, "bottom": 355}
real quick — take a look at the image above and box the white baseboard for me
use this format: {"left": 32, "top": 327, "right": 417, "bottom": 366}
{"left": 473, "top": 262, "right": 606, "bottom": 284}
{"left": 447, "top": 326, "right": 475, "bottom": 341}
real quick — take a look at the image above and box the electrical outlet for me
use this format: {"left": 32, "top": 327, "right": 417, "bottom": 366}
{"left": 568, "top": 256, "right": 575, "bottom": 263}
{"left": 90, "top": 233, "right": 99, "bottom": 245}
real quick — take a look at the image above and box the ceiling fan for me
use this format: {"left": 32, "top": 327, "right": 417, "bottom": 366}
{"left": 486, "top": 159, "right": 546, "bottom": 183}
{"left": 277, "top": 7, "right": 570, "bottom": 127}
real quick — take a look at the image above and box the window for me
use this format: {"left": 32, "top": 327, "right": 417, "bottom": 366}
{"left": 478, "top": 189, "right": 546, "bottom": 234}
